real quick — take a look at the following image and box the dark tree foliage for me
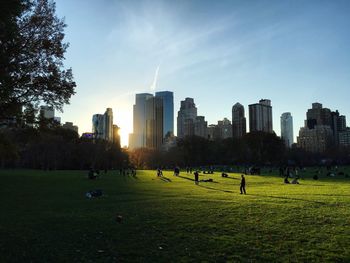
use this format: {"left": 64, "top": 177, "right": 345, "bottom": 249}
{"left": 129, "top": 132, "right": 350, "bottom": 169}
{"left": 0, "top": 0, "right": 75, "bottom": 118}
{"left": 0, "top": 127, "right": 128, "bottom": 170}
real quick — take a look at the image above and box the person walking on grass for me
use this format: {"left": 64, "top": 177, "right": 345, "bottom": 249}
{"left": 240, "top": 174, "right": 246, "bottom": 194}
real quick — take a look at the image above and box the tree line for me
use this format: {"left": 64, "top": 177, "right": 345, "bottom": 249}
{"left": 0, "top": 123, "right": 128, "bottom": 170}
{"left": 129, "top": 132, "right": 350, "bottom": 169}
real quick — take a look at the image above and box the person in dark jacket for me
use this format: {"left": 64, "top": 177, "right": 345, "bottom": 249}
{"left": 240, "top": 174, "right": 246, "bottom": 194}
{"left": 194, "top": 171, "right": 199, "bottom": 185}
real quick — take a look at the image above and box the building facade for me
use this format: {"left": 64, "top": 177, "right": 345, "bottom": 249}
{"left": 40, "top": 106, "right": 55, "bottom": 119}
{"left": 296, "top": 103, "right": 348, "bottom": 152}
{"left": 232, "top": 103, "right": 246, "bottom": 138}
{"left": 92, "top": 114, "right": 105, "bottom": 139}
{"left": 92, "top": 108, "right": 114, "bottom": 141}
{"left": 217, "top": 118, "right": 232, "bottom": 139}
{"left": 145, "top": 96, "right": 163, "bottom": 149}
{"left": 129, "top": 93, "right": 153, "bottom": 149}
{"left": 104, "top": 108, "right": 113, "bottom": 142}
{"left": 339, "top": 128, "right": 350, "bottom": 147}
{"left": 280, "top": 112, "right": 293, "bottom": 147}
{"left": 177, "top": 98, "right": 198, "bottom": 138}
{"left": 297, "top": 125, "right": 333, "bottom": 153}
{"left": 112, "top": 124, "right": 121, "bottom": 147}
{"left": 194, "top": 116, "right": 207, "bottom": 138}
{"left": 62, "top": 122, "right": 78, "bottom": 133}
{"left": 155, "top": 91, "right": 174, "bottom": 138}
{"left": 248, "top": 99, "right": 273, "bottom": 133}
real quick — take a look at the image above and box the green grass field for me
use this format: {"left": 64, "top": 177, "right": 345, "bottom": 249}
{"left": 0, "top": 168, "right": 349, "bottom": 262}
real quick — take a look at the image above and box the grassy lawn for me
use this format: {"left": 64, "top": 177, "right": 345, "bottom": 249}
{"left": 0, "top": 168, "right": 349, "bottom": 262}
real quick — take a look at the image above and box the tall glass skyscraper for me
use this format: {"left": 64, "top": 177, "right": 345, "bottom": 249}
{"left": 129, "top": 93, "right": 153, "bottom": 149}
{"left": 155, "top": 91, "right": 174, "bottom": 138}
{"left": 280, "top": 112, "right": 293, "bottom": 147}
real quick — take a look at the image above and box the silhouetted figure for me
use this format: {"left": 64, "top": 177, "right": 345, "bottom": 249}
{"left": 240, "top": 174, "right": 246, "bottom": 194}
{"left": 221, "top": 173, "right": 228, "bottom": 178}
{"left": 313, "top": 174, "right": 319, "bottom": 180}
{"left": 279, "top": 167, "right": 284, "bottom": 177}
{"left": 88, "top": 169, "right": 96, "bottom": 180}
{"left": 284, "top": 177, "right": 290, "bottom": 184}
{"left": 157, "top": 168, "right": 163, "bottom": 177}
{"left": 194, "top": 171, "right": 199, "bottom": 185}
{"left": 190, "top": 167, "right": 193, "bottom": 174}
{"left": 174, "top": 167, "right": 180, "bottom": 176}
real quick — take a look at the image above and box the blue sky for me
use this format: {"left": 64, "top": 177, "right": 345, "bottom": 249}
{"left": 55, "top": 0, "right": 350, "bottom": 146}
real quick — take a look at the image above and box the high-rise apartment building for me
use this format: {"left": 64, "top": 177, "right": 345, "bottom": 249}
{"left": 194, "top": 116, "right": 207, "bottom": 138}
{"left": 217, "top": 118, "right": 232, "bottom": 139}
{"left": 129, "top": 93, "right": 153, "bottom": 149}
{"left": 232, "top": 103, "right": 246, "bottom": 138}
{"left": 155, "top": 91, "right": 174, "bottom": 138}
{"left": 248, "top": 99, "right": 273, "bottom": 133}
{"left": 280, "top": 112, "right": 294, "bottom": 147}
{"left": 339, "top": 128, "right": 350, "bottom": 147}
{"left": 297, "top": 125, "right": 333, "bottom": 153}
{"left": 177, "top": 98, "right": 198, "bottom": 138}
{"left": 306, "top": 103, "right": 332, "bottom": 129}
{"left": 92, "top": 108, "right": 113, "bottom": 141}
{"left": 297, "top": 103, "right": 348, "bottom": 152}
{"left": 145, "top": 96, "right": 163, "bottom": 149}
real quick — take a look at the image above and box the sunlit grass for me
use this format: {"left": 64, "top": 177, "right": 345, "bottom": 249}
{"left": 0, "top": 168, "right": 349, "bottom": 262}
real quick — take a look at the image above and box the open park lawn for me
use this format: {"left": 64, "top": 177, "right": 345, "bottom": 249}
{"left": 0, "top": 168, "right": 349, "bottom": 262}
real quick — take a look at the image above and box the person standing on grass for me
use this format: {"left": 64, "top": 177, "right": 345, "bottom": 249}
{"left": 194, "top": 171, "right": 199, "bottom": 185}
{"left": 240, "top": 174, "right": 246, "bottom": 194}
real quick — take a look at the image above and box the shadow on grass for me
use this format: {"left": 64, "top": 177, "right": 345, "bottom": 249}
{"left": 223, "top": 176, "right": 239, "bottom": 180}
{"left": 159, "top": 177, "right": 172, "bottom": 182}
{"left": 178, "top": 175, "right": 195, "bottom": 181}
{"left": 197, "top": 184, "right": 234, "bottom": 193}
{"left": 123, "top": 174, "right": 139, "bottom": 181}
{"left": 249, "top": 194, "right": 327, "bottom": 205}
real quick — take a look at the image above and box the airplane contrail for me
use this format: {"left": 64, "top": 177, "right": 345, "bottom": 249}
{"left": 150, "top": 65, "right": 160, "bottom": 91}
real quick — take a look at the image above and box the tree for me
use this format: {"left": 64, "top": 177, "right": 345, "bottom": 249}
{"left": 0, "top": 0, "right": 75, "bottom": 118}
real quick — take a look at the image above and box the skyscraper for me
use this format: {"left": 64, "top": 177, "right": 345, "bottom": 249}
{"left": 280, "top": 112, "right": 293, "bottom": 147}
{"left": 217, "top": 118, "right": 232, "bottom": 139}
{"left": 145, "top": 96, "right": 163, "bottom": 149}
{"left": 306, "top": 103, "right": 332, "bottom": 129}
{"left": 232, "top": 103, "right": 246, "bottom": 138}
{"left": 248, "top": 99, "right": 273, "bottom": 133}
{"left": 155, "top": 91, "right": 174, "bottom": 138}
{"left": 104, "top": 108, "right": 113, "bottom": 142}
{"left": 130, "top": 93, "right": 153, "bottom": 149}
{"left": 177, "top": 98, "right": 197, "bottom": 138}
{"left": 92, "top": 108, "right": 113, "bottom": 141}
{"left": 112, "top": 124, "right": 121, "bottom": 147}
{"left": 92, "top": 114, "right": 105, "bottom": 139}
{"left": 297, "top": 103, "right": 338, "bottom": 152}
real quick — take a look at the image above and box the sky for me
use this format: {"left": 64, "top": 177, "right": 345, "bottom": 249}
{"left": 55, "top": 0, "right": 350, "bottom": 147}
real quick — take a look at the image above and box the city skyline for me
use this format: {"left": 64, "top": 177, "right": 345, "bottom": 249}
{"left": 54, "top": 0, "right": 350, "bottom": 146}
